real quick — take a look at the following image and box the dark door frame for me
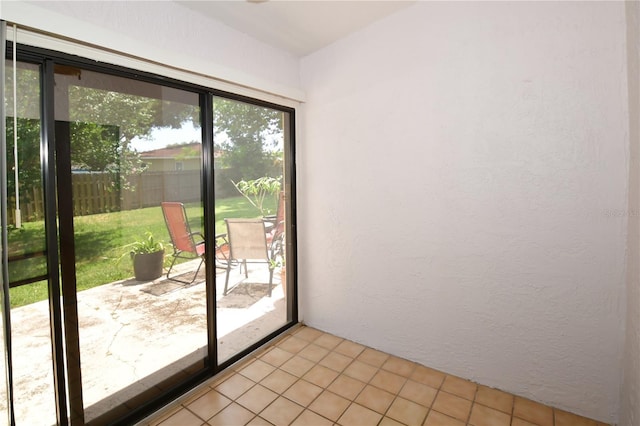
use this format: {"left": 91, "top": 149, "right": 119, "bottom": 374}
{"left": 4, "top": 40, "right": 298, "bottom": 425}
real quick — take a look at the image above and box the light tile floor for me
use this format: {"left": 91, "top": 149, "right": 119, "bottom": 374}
{"left": 141, "top": 326, "right": 610, "bottom": 426}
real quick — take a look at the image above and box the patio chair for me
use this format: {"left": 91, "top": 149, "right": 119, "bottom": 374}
{"left": 223, "top": 218, "right": 275, "bottom": 297}
{"left": 161, "top": 202, "right": 206, "bottom": 284}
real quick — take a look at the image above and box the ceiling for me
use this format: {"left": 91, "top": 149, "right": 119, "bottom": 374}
{"left": 176, "top": 1, "right": 415, "bottom": 57}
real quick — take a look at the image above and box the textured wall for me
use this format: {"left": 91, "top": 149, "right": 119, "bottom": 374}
{"left": 621, "top": 2, "right": 640, "bottom": 425}
{"left": 299, "top": 2, "right": 628, "bottom": 423}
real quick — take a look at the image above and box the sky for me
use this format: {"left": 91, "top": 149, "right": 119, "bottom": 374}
{"left": 130, "top": 120, "right": 284, "bottom": 153}
{"left": 130, "top": 121, "right": 201, "bottom": 152}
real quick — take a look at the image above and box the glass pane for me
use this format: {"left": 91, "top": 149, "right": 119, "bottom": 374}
{"left": 54, "top": 66, "right": 204, "bottom": 422}
{"left": 3, "top": 60, "right": 57, "bottom": 425}
{"left": 213, "top": 96, "right": 289, "bottom": 363}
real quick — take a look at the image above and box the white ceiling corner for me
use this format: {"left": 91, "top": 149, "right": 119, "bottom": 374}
{"left": 175, "top": 1, "right": 415, "bottom": 57}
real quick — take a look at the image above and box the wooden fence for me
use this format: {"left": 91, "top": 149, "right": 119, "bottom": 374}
{"left": 7, "top": 170, "right": 202, "bottom": 223}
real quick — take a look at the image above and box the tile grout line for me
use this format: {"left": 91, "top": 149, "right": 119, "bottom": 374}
{"left": 465, "top": 385, "right": 479, "bottom": 425}
{"left": 336, "top": 362, "right": 380, "bottom": 425}
{"left": 317, "top": 341, "right": 376, "bottom": 425}
{"left": 267, "top": 331, "right": 358, "bottom": 425}
{"left": 376, "top": 361, "right": 417, "bottom": 426}
{"left": 293, "top": 335, "right": 419, "bottom": 425}
{"left": 424, "top": 378, "right": 445, "bottom": 426}
{"left": 274, "top": 332, "right": 345, "bottom": 423}
{"left": 152, "top": 327, "right": 602, "bottom": 426}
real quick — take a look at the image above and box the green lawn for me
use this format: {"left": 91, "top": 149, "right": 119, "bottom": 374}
{"left": 7, "top": 195, "right": 274, "bottom": 308}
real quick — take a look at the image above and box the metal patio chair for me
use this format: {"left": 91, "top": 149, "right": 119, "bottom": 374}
{"left": 223, "top": 218, "right": 276, "bottom": 297}
{"left": 161, "top": 202, "right": 206, "bottom": 284}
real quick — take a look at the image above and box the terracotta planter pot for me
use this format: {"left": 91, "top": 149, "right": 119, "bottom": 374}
{"left": 132, "top": 250, "right": 164, "bottom": 281}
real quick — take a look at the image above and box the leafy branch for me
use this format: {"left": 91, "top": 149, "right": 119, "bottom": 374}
{"left": 232, "top": 176, "right": 281, "bottom": 217}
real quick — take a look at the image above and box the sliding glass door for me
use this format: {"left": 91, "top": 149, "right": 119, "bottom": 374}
{"left": 54, "top": 65, "right": 208, "bottom": 423}
{"left": 3, "top": 58, "right": 60, "bottom": 425}
{"left": 1, "top": 37, "right": 297, "bottom": 425}
{"left": 213, "top": 97, "right": 294, "bottom": 364}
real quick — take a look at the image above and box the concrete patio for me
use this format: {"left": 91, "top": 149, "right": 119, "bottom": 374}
{"left": 1, "top": 259, "right": 286, "bottom": 425}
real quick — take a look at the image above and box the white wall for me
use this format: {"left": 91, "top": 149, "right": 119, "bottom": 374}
{"left": 300, "top": 2, "right": 628, "bottom": 423}
{"left": 621, "top": 2, "right": 640, "bottom": 425}
{"left": 1, "top": 1, "right": 303, "bottom": 101}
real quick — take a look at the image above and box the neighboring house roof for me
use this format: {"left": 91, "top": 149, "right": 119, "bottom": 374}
{"left": 139, "top": 143, "right": 224, "bottom": 160}
{"left": 139, "top": 143, "right": 202, "bottom": 159}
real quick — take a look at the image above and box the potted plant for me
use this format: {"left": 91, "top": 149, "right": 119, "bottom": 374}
{"left": 124, "top": 232, "right": 165, "bottom": 281}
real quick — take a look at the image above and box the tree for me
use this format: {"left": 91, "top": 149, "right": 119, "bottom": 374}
{"left": 5, "top": 64, "right": 43, "bottom": 218}
{"left": 5, "top": 118, "right": 42, "bottom": 215}
{"left": 69, "top": 88, "right": 196, "bottom": 146}
{"left": 213, "top": 97, "right": 284, "bottom": 181}
{"left": 67, "top": 87, "right": 198, "bottom": 187}
{"left": 70, "top": 122, "right": 120, "bottom": 171}
{"left": 5, "top": 66, "right": 200, "bottom": 207}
